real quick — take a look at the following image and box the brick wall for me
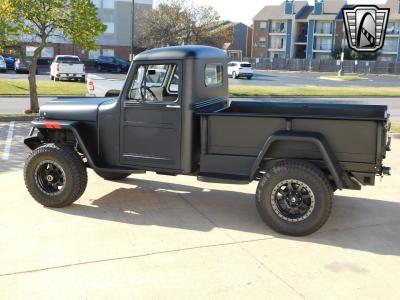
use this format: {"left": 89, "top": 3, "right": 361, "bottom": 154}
{"left": 16, "top": 42, "right": 132, "bottom": 61}
{"left": 252, "top": 21, "right": 269, "bottom": 58}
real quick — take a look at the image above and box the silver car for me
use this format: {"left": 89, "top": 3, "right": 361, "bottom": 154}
{"left": 0, "top": 56, "right": 6, "bottom": 73}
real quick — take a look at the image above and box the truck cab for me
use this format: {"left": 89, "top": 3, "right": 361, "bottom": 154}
{"left": 24, "top": 46, "right": 391, "bottom": 236}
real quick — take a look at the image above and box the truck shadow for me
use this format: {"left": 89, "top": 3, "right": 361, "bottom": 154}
{"left": 54, "top": 177, "right": 400, "bottom": 256}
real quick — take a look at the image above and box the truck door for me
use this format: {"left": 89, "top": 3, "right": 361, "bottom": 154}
{"left": 120, "top": 62, "right": 182, "bottom": 170}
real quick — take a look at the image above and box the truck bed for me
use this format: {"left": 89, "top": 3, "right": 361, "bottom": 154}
{"left": 197, "top": 100, "right": 389, "bottom": 184}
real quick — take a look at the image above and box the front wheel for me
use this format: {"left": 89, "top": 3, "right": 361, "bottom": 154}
{"left": 24, "top": 144, "right": 88, "bottom": 208}
{"left": 256, "top": 160, "right": 333, "bottom": 236}
{"left": 232, "top": 71, "right": 237, "bottom": 79}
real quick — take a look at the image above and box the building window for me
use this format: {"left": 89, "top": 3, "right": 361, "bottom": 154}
{"left": 41, "top": 47, "right": 54, "bottom": 58}
{"left": 26, "top": 46, "right": 54, "bottom": 58}
{"left": 270, "top": 21, "right": 286, "bottom": 33}
{"left": 382, "top": 37, "right": 398, "bottom": 52}
{"left": 315, "top": 21, "right": 332, "bottom": 34}
{"left": 269, "top": 36, "right": 285, "bottom": 49}
{"left": 260, "top": 21, "right": 267, "bottom": 32}
{"left": 102, "top": 49, "right": 115, "bottom": 56}
{"left": 102, "top": 0, "right": 114, "bottom": 9}
{"left": 104, "top": 22, "right": 114, "bottom": 34}
{"left": 387, "top": 21, "right": 400, "bottom": 35}
{"left": 89, "top": 49, "right": 101, "bottom": 59}
{"left": 314, "top": 36, "right": 332, "bottom": 51}
{"left": 259, "top": 37, "right": 267, "bottom": 48}
{"left": 205, "top": 64, "right": 223, "bottom": 87}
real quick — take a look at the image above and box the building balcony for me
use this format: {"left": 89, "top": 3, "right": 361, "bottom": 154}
{"left": 314, "top": 32, "right": 333, "bottom": 36}
{"left": 268, "top": 47, "right": 286, "bottom": 52}
{"left": 381, "top": 49, "right": 398, "bottom": 54}
{"left": 269, "top": 30, "right": 287, "bottom": 35}
{"left": 313, "top": 49, "right": 332, "bottom": 53}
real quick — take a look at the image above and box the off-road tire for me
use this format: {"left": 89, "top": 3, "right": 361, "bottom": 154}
{"left": 256, "top": 160, "right": 333, "bottom": 236}
{"left": 24, "top": 144, "right": 88, "bottom": 208}
{"left": 95, "top": 171, "right": 130, "bottom": 181}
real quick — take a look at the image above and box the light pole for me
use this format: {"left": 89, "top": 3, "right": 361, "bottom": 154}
{"left": 131, "top": 0, "right": 135, "bottom": 61}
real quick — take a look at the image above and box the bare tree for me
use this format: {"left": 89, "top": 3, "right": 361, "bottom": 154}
{"left": 138, "top": 0, "right": 232, "bottom": 49}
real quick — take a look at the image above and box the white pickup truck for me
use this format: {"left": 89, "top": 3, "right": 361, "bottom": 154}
{"left": 87, "top": 68, "right": 178, "bottom": 97}
{"left": 86, "top": 75, "right": 124, "bottom": 97}
{"left": 50, "top": 55, "right": 86, "bottom": 82}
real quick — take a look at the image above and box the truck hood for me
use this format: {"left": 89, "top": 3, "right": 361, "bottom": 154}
{"left": 40, "top": 97, "right": 114, "bottom": 122}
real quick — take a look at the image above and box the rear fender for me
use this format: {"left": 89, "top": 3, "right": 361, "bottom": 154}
{"left": 25, "top": 120, "right": 97, "bottom": 168}
{"left": 251, "top": 131, "right": 345, "bottom": 190}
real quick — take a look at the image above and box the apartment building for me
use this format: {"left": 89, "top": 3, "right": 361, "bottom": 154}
{"left": 220, "top": 22, "right": 253, "bottom": 60}
{"left": 15, "top": 0, "right": 153, "bottom": 61}
{"left": 252, "top": 0, "right": 400, "bottom": 62}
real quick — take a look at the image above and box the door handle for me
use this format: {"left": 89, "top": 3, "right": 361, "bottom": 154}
{"left": 166, "top": 104, "right": 181, "bottom": 109}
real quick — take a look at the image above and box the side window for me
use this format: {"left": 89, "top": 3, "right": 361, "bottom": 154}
{"left": 205, "top": 64, "right": 223, "bottom": 87}
{"left": 127, "top": 64, "right": 179, "bottom": 103}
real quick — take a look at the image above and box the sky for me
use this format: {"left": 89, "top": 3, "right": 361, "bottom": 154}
{"left": 153, "top": 0, "right": 388, "bottom": 26}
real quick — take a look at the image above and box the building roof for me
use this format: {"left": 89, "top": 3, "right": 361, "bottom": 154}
{"left": 296, "top": 5, "right": 314, "bottom": 20}
{"left": 253, "top": 1, "right": 307, "bottom": 21}
{"left": 134, "top": 45, "right": 228, "bottom": 61}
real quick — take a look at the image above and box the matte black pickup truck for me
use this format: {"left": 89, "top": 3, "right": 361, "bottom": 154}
{"left": 24, "top": 46, "right": 392, "bottom": 236}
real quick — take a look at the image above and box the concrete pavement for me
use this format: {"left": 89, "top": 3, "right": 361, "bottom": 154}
{"left": 0, "top": 122, "right": 399, "bottom": 299}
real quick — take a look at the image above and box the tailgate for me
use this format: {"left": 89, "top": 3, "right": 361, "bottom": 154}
{"left": 59, "top": 63, "right": 84, "bottom": 74}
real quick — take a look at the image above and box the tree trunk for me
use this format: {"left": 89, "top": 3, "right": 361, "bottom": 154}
{"left": 27, "top": 46, "right": 44, "bottom": 114}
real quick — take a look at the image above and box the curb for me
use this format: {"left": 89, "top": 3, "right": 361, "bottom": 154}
{"left": 0, "top": 114, "right": 38, "bottom": 122}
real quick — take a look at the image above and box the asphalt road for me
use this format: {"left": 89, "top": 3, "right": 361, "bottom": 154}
{"left": 2, "top": 68, "right": 400, "bottom": 87}
{"left": 0, "top": 121, "right": 399, "bottom": 298}
{"left": 1, "top": 96, "right": 399, "bottom": 122}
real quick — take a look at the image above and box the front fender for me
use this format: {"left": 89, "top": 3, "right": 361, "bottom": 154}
{"left": 24, "top": 120, "right": 98, "bottom": 169}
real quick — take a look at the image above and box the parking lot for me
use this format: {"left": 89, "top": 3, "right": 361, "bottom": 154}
{"left": 0, "top": 122, "right": 399, "bottom": 299}
{"left": 2, "top": 67, "right": 400, "bottom": 87}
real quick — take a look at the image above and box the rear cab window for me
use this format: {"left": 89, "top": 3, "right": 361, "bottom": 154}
{"left": 56, "top": 56, "right": 81, "bottom": 64}
{"left": 240, "top": 63, "right": 252, "bottom": 68}
{"left": 205, "top": 64, "right": 223, "bottom": 87}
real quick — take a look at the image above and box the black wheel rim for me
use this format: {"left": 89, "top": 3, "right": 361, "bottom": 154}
{"left": 270, "top": 179, "right": 315, "bottom": 222}
{"left": 34, "top": 160, "right": 66, "bottom": 195}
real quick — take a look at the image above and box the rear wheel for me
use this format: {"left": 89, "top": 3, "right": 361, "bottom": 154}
{"left": 256, "top": 160, "right": 333, "bottom": 236}
{"left": 50, "top": 75, "right": 54, "bottom": 80}
{"left": 24, "top": 144, "right": 88, "bottom": 208}
{"left": 247, "top": 76, "right": 252, "bottom": 80}
{"left": 95, "top": 170, "right": 130, "bottom": 181}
